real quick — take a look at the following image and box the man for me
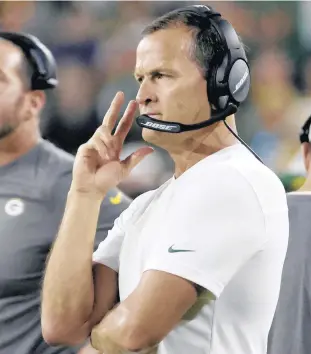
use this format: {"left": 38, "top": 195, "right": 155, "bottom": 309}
{"left": 41, "top": 5, "right": 289, "bottom": 354}
{"left": 0, "top": 32, "right": 131, "bottom": 354}
{"left": 268, "top": 115, "right": 311, "bottom": 354}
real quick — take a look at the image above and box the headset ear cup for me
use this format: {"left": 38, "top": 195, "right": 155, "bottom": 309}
{"left": 228, "top": 59, "right": 250, "bottom": 103}
{"left": 207, "top": 57, "right": 230, "bottom": 110}
{"left": 207, "top": 65, "right": 218, "bottom": 110}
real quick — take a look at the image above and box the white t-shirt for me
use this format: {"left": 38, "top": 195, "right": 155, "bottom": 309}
{"left": 93, "top": 144, "right": 289, "bottom": 354}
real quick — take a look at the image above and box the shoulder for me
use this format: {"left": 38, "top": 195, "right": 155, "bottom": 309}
{"left": 24, "top": 140, "right": 74, "bottom": 204}
{"left": 39, "top": 139, "right": 75, "bottom": 174}
{"left": 37, "top": 140, "right": 74, "bottom": 189}
{"left": 174, "top": 145, "right": 287, "bottom": 213}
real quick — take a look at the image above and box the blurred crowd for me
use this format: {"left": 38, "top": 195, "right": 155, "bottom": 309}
{"left": 1, "top": 0, "right": 310, "bottom": 197}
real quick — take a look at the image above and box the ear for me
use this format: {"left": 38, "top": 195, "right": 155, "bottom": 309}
{"left": 301, "top": 142, "right": 311, "bottom": 172}
{"left": 28, "top": 90, "right": 46, "bottom": 117}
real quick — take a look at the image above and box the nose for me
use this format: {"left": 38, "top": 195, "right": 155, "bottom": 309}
{"left": 136, "top": 80, "right": 157, "bottom": 106}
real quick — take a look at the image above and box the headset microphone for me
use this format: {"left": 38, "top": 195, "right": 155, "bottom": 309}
{"left": 136, "top": 103, "right": 237, "bottom": 133}
{"left": 137, "top": 104, "right": 262, "bottom": 163}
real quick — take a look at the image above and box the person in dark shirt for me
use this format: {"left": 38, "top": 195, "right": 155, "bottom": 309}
{"left": 0, "top": 32, "right": 131, "bottom": 354}
{"left": 268, "top": 114, "right": 311, "bottom": 354}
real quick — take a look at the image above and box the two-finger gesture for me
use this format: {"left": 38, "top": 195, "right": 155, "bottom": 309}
{"left": 72, "top": 91, "right": 154, "bottom": 198}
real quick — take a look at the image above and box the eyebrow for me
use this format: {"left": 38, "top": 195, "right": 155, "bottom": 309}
{"left": 133, "top": 68, "right": 176, "bottom": 78}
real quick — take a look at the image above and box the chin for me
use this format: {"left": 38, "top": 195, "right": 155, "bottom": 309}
{"left": 142, "top": 127, "right": 159, "bottom": 143}
{"left": 141, "top": 127, "right": 173, "bottom": 149}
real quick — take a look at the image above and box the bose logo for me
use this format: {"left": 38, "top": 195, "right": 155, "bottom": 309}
{"left": 142, "top": 121, "right": 176, "bottom": 131}
{"left": 233, "top": 70, "right": 249, "bottom": 94}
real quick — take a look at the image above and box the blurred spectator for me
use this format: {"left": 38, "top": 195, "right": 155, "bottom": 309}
{"left": 0, "top": 1, "right": 35, "bottom": 31}
{"left": 268, "top": 115, "right": 311, "bottom": 354}
{"left": 249, "top": 48, "right": 302, "bottom": 172}
{"left": 0, "top": 32, "right": 131, "bottom": 354}
{"left": 43, "top": 58, "right": 100, "bottom": 154}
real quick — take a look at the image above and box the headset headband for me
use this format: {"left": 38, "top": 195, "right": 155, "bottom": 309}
{"left": 0, "top": 31, "right": 58, "bottom": 90}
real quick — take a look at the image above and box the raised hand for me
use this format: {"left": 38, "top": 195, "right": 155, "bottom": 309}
{"left": 71, "top": 91, "right": 154, "bottom": 199}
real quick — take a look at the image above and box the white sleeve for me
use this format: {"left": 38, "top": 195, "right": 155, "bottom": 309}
{"left": 92, "top": 189, "right": 157, "bottom": 272}
{"left": 142, "top": 164, "right": 267, "bottom": 298}
{"left": 92, "top": 214, "right": 126, "bottom": 272}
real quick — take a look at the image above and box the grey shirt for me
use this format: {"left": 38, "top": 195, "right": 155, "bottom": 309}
{"left": 268, "top": 192, "right": 311, "bottom": 354}
{"left": 0, "top": 139, "right": 131, "bottom": 354}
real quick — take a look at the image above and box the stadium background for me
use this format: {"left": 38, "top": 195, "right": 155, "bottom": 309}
{"left": 2, "top": 0, "right": 310, "bottom": 197}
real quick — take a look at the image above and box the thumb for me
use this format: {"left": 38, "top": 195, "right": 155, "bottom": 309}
{"left": 121, "top": 146, "right": 154, "bottom": 175}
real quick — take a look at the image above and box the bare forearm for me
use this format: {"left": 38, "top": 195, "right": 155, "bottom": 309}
{"left": 90, "top": 306, "right": 157, "bottom": 354}
{"left": 42, "top": 190, "right": 103, "bottom": 337}
{"left": 90, "top": 308, "right": 127, "bottom": 353}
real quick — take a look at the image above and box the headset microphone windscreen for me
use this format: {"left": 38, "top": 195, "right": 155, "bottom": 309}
{"left": 136, "top": 115, "right": 181, "bottom": 133}
{"left": 136, "top": 104, "right": 237, "bottom": 133}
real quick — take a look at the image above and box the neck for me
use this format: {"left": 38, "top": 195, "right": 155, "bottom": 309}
{"left": 171, "top": 117, "right": 239, "bottom": 178}
{"left": 0, "top": 118, "right": 41, "bottom": 167}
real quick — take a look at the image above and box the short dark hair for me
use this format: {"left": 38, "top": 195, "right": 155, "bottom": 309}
{"left": 141, "top": 9, "right": 226, "bottom": 78}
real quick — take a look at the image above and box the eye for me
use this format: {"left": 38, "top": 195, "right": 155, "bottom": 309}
{"left": 137, "top": 76, "right": 143, "bottom": 84}
{"left": 154, "top": 72, "right": 164, "bottom": 80}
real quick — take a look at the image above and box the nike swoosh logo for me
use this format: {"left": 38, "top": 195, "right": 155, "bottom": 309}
{"left": 168, "top": 245, "right": 195, "bottom": 253}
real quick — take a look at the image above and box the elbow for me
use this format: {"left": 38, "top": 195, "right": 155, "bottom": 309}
{"left": 41, "top": 328, "right": 66, "bottom": 347}
{"left": 41, "top": 319, "right": 89, "bottom": 347}
{"left": 41, "top": 325, "right": 79, "bottom": 347}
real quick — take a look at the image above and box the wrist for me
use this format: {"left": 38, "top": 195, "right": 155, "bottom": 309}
{"left": 68, "top": 186, "right": 107, "bottom": 203}
{"left": 66, "top": 190, "right": 105, "bottom": 215}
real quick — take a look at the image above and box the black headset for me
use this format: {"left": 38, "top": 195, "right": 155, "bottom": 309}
{"left": 136, "top": 4, "right": 262, "bottom": 162}
{"left": 0, "top": 31, "right": 58, "bottom": 90}
{"left": 200, "top": 5, "right": 250, "bottom": 120}
{"left": 181, "top": 4, "right": 250, "bottom": 122}
{"left": 136, "top": 4, "right": 251, "bottom": 132}
{"left": 300, "top": 115, "right": 311, "bottom": 144}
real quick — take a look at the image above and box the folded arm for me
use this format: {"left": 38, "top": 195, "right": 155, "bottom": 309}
{"left": 90, "top": 269, "right": 198, "bottom": 353}
{"left": 41, "top": 192, "right": 119, "bottom": 345}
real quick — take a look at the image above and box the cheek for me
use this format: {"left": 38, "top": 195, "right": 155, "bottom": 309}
{"left": 0, "top": 86, "right": 22, "bottom": 109}
{"left": 0, "top": 85, "right": 25, "bottom": 121}
{"left": 11, "top": 93, "right": 27, "bottom": 120}
{"left": 173, "top": 81, "right": 208, "bottom": 115}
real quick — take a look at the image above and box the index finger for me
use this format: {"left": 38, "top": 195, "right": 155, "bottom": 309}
{"left": 102, "top": 91, "right": 124, "bottom": 132}
{"left": 114, "top": 100, "right": 138, "bottom": 144}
